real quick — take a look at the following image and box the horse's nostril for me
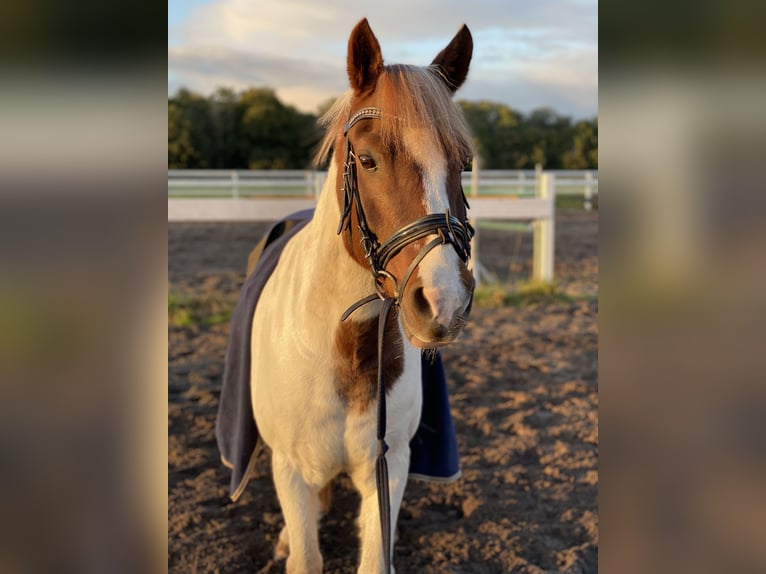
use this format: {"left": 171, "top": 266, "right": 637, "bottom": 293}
{"left": 411, "top": 286, "right": 432, "bottom": 317}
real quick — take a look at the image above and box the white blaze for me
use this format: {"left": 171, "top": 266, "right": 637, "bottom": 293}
{"left": 404, "top": 128, "right": 467, "bottom": 324}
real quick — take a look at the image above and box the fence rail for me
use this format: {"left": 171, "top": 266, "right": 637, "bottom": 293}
{"left": 168, "top": 169, "right": 597, "bottom": 282}
{"left": 168, "top": 168, "right": 597, "bottom": 205}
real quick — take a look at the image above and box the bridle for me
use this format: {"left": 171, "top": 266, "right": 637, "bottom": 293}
{"left": 336, "top": 107, "right": 474, "bottom": 573}
{"left": 338, "top": 107, "right": 474, "bottom": 316}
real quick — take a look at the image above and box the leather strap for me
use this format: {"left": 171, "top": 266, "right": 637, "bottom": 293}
{"left": 375, "top": 296, "right": 395, "bottom": 573}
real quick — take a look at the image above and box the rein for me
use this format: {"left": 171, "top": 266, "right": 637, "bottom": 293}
{"left": 337, "top": 107, "right": 474, "bottom": 572}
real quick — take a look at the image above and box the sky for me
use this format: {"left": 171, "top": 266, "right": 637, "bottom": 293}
{"left": 168, "top": 0, "right": 597, "bottom": 119}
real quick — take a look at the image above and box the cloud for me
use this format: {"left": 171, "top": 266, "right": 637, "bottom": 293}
{"left": 168, "top": 0, "right": 597, "bottom": 117}
{"left": 172, "top": 0, "right": 595, "bottom": 49}
{"left": 168, "top": 45, "right": 345, "bottom": 112}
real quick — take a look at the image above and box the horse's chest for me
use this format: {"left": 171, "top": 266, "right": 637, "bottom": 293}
{"left": 333, "top": 308, "right": 404, "bottom": 412}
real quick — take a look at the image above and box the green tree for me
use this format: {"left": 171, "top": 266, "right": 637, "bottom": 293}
{"left": 168, "top": 88, "right": 215, "bottom": 168}
{"left": 458, "top": 101, "right": 502, "bottom": 168}
{"left": 208, "top": 87, "right": 246, "bottom": 168}
{"left": 458, "top": 102, "right": 597, "bottom": 170}
{"left": 514, "top": 107, "right": 569, "bottom": 169}
{"left": 167, "top": 87, "right": 597, "bottom": 170}
{"left": 239, "top": 88, "right": 320, "bottom": 169}
{"left": 168, "top": 101, "right": 198, "bottom": 168}
{"left": 563, "top": 118, "right": 598, "bottom": 169}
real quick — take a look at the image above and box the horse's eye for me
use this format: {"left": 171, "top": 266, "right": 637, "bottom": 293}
{"left": 358, "top": 154, "right": 377, "bottom": 171}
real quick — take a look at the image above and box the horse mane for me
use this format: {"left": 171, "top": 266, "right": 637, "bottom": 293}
{"left": 314, "top": 64, "right": 474, "bottom": 166}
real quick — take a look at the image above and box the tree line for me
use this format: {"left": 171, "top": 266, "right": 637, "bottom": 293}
{"left": 169, "top": 87, "right": 597, "bottom": 170}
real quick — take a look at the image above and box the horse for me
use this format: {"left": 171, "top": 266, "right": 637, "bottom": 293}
{"left": 249, "top": 18, "right": 474, "bottom": 573}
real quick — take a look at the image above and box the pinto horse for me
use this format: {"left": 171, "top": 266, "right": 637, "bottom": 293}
{"left": 249, "top": 19, "right": 474, "bottom": 573}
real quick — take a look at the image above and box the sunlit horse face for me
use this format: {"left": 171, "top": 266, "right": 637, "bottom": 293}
{"left": 327, "top": 19, "right": 475, "bottom": 348}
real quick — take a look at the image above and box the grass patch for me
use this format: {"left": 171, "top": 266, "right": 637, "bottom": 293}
{"left": 168, "top": 292, "right": 196, "bottom": 326}
{"left": 474, "top": 280, "right": 583, "bottom": 308}
{"left": 168, "top": 290, "right": 233, "bottom": 327}
{"left": 556, "top": 194, "right": 598, "bottom": 210}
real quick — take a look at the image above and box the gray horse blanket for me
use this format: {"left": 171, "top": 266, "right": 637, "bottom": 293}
{"left": 216, "top": 210, "right": 461, "bottom": 501}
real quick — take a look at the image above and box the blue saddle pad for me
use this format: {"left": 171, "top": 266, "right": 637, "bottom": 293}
{"left": 410, "top": 353, "right": 461, "bottom": 482}
{"left": 216, "top": 210, "right": 461, "bottom": 500}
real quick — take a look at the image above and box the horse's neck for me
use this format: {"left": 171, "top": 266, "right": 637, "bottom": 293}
{"left": 292, "top": 161, "right": 377, "bottom": 320}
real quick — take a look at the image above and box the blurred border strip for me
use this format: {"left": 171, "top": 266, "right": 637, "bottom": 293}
{"left": 0, "top": 74, "right": 166, "bottom": 194}
{"left": 0, "top": 0, "right": 167, "bottom": 571}
{"left": 601, "top": 1, "right": 766, "bottom": 572}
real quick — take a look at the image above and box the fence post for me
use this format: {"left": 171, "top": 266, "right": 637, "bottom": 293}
{"left": 533, "top": 172, "right": 555, "bottom": 283}
{"left": 584, "top": 171, "right": 593, "bottom": 211}
{"left": 534, "top": 163, "right": 543, "bottom": 204}
{"left": 232, "top": 171, "right": 239, "bottom": 199}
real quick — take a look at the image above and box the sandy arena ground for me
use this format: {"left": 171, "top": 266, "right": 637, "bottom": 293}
{"left": 168, "top": 210, "right": 598, "bottom": 573}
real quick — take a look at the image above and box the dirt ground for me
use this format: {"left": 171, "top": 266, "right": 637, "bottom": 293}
{"left": 168, "top": 210, "right": 598, "bottom": 573}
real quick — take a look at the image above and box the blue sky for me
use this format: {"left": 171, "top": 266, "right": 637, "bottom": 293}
{"left": 168, "top": 0, "right": 597, "bottom": 119}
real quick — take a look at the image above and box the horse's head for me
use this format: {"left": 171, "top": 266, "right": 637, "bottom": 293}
{"left": 319, "top": 18, "right": 475, "bottom": 349}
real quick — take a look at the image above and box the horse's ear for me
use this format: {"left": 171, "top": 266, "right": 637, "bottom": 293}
{"left": 347, "top": 18, "right": 384, "bottom": 94}
{"left": 431, "top": 24, "right": 473, "bottom": 93}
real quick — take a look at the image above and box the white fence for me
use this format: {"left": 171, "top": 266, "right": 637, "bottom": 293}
{"left": 168, "top": 168, "right": 597, "bottom": 206}
{"left": 168, "top": 169, "right": 598, "bottom": 283}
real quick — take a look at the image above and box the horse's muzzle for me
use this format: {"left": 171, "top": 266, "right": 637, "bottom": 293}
{"left": 400, "top": 265, "right": 474, "bottom": 349}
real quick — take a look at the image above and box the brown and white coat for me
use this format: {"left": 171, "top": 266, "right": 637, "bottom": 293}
{"left": 250, "top": 19, "right": 475, "bottom": 574}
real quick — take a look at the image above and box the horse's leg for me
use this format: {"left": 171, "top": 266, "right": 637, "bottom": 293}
{"left": 352, "top": 447, "right": 410, "bottom": 574}
{"left": 272, "top": 451, "right": 323, "bottom": 574}
{"left": 275, "top": 479, "right": 333, "bottom": 561}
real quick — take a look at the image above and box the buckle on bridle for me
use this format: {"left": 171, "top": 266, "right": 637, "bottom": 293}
{"left": 374, "top": 269, "right": 398, "bottom": 300}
